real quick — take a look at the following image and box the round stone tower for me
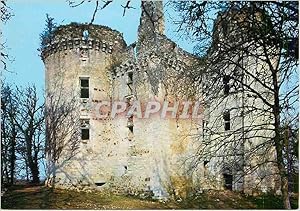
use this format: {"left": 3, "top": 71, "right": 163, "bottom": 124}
{"left": 42, "top": 23, "right": 127, "bottom": 96}
{"left": 42, "top": 23, "right": 132, "bottom": 190}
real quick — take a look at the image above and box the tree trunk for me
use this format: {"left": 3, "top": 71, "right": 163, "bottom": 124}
{"left": 9, "top": 130, "right": 16, "bottom": 185}
{"left": 25, "top": 133, "right": 40, "bottom": 184}
{"left": 271, "top": 51, "right": 291, "bottom": 209}
{"left": 273, "top": 97, "right": 291, "bottom": 209}
{"left": 28, "top": 159, "right": 40, "bottom": 183}
{"left": 1, "top": 116, "right": 8, "bottom": 185}
{"left": 27, "top": 150, "right": 40, "bottom": 183}
{"left": 282, "top": 172, "right": 291, "bottom": 209}
{"left": 25, "top": 161, "right": 29, "bottom": 182}
{"left": 276, "top": 136, "right": 291, "bottom": 208}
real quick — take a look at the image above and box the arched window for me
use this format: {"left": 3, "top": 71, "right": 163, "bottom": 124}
{"left": 83, "top": 29, "right": 89, "bottom": 40}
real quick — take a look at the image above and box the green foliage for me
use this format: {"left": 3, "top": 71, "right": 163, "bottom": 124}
{"left": 39, "top": 14, "right": 57, "bottom": 50}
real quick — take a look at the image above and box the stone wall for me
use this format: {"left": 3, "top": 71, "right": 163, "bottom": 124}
{"left": 43, "top": 1, "right": 279, "bottom": 199}
{"left": 44, "top": 23, "right": 132, "bottom": 192}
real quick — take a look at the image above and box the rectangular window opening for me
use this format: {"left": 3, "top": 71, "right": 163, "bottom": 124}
{"left": 223, "top": 75, "right": 230, "bottom": 95}
{"left": 81, "top": 119, "right": 90, "bottom": 141}
{"left": 128, "top": 125, "right": 133, "bottom": 133}
{"left": 225, "top": 122, "right": 230, "bottom": 131}
{"left": 80, "top": 78, "right": 89, "bottom": 98}
{"left": 81, "top": 129, "right": 90, "bottom": 140}
{"left": 127, "top": 72, "right": 133, "bottom": 84}
{"left": 223, "top": 110, "right": 230, "bottom": 131}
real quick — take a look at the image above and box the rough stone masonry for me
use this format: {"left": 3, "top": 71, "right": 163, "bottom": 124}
{"left": 42, "top": 1, "right": 280, "bottom": 199}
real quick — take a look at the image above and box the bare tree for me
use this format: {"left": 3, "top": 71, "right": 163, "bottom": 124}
{"left": 174, "top": 1, "right": 298, "bottom": 209}
{"left": 1, "top": 0, "right": 14, "bottom": 72}
{"left": 66, "top": 0, "right": 134, "bottom": 23}
{"left": 1, "top": 85, "right": 18, "bottom": 185}
{"left": 1, "top": 84, "right": 45, "bottom": 184}
{"left": 282, "top": 118, "right": 299, "bottom": 193}
{"left": 12, "top": 85, "right": 45, "bottom": 183}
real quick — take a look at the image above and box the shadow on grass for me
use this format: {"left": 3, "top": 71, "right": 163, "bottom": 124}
{"left": 1, "top": 184, "right": 174, "bottom": 209}
{"left": 1, "top": 185, "right": 298, "bottom": 209}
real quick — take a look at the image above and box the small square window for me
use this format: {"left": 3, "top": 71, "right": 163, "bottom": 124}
{"left": 80, "top": 119, "right": 90, "bottom": 141}
{"left": 81, "top": 129, "right": 89, "bottom": 140}
{"left": 81, "top": 89, "right": 89, "bottom": 98}
{"left": 80, "top": 78, "right": 89, "bottom": 98}
{"left": 81, "top": 79, "right": 89, "bottom": 87}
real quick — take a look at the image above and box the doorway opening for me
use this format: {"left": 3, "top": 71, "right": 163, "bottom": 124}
{"left": 223, "top": 173, "right": 233, "bottom": 190}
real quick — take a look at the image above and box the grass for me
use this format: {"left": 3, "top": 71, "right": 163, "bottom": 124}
{"left": 181, "top": 190, "right": 299, "bottom": 209}
{"left": 246, "top": 193, "right": 299, "bottom": 209}
{"left": 1, "top": 184, "right": 176, "bottom": 209}
{"left": 1, "top": 184, "right": 298, "bottom": 209}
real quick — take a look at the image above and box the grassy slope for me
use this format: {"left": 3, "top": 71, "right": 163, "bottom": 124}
{"left": 1, "top": 185, "right": 298, "bottom": 209}
{"left": 1, "top": 185, "right": 176, "bottom": 209}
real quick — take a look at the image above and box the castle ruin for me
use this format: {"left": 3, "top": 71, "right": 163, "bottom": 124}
{"left": 42, "top": 1, "right": 279, "bottom": 199}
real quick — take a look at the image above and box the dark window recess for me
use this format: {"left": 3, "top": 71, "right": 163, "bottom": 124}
{"left": 128, "top": 125, "right": 133, "bottom": 133}
{"left": 80, "top": 78, "right": 89, "bottom": 98}
{"left": 81, "top": 89, "right": 89, "bottom": 98}
{"left": 223, "top": 75, "right": 230, "bottom": 95}
{"left": 224, "top": 122, "right": 230, "bottom": 131}
{"left": 128, "top": 72, "right": 133, "bottom": 84}
{"left": 81, "top": 129, "right": 89, "bottom": 140}
{"left": 223, "top": 111, "right": 230, "bottom": 131}
{"left": 81, "top": 79, "right": 89, "bottom": 87}
{"left": 222, "top": 21, "right": 228, "bottom": 36}
{"left": 223, "top": 174, "right": 233, "bottom": 190}
{"left": 95, "top": 182, "right": 105, "bottom": 187}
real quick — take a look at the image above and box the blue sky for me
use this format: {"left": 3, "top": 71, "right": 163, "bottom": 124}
{"left": 2, "top": 0, "right": 195, "bottom": 96}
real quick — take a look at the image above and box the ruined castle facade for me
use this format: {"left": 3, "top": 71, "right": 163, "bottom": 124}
{"left": 42, "top": 1, "right": 279, "bottom": 199}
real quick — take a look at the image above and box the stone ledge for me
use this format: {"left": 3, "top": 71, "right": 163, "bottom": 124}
{"left": 41, "top": 37, "right": 116, "bottom": 60}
